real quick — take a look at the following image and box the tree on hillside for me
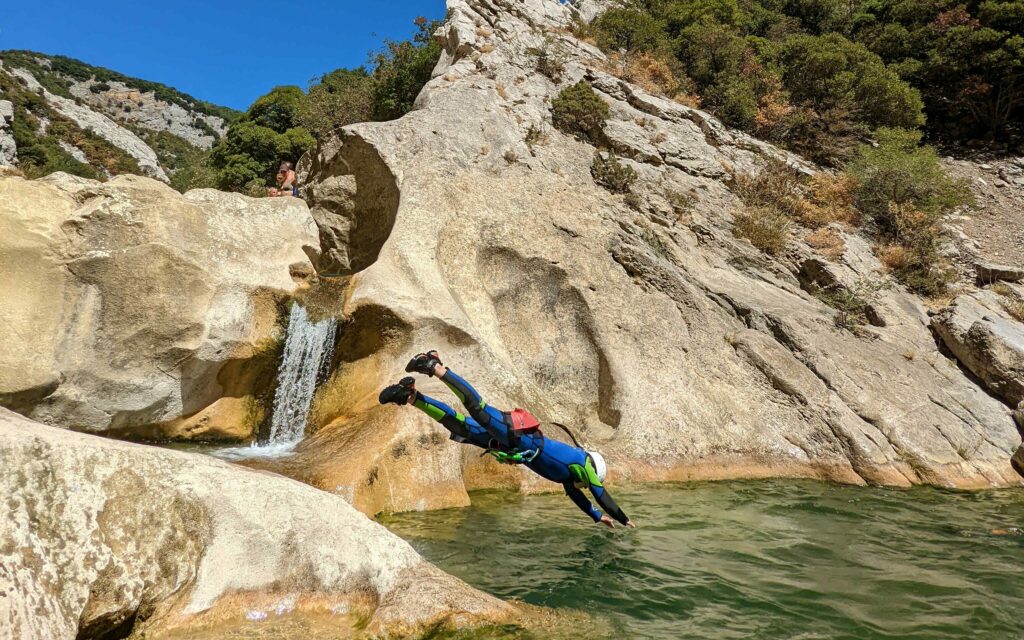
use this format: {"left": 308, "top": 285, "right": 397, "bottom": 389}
{"left": 370, "top": 17, "right": 443, "bottom": 121}
{"left": 298, "top": 68, "right": 375, "bottom": 139}
{"left": 207, "top": 17, "right": 443, "bottom": 194}
{"left": 210, "top": 86, "right": 315, "bottom": 193}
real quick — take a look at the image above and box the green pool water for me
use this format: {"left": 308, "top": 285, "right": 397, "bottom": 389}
{"left": 380, "top": 481, "right": 1024, "bottom": 640}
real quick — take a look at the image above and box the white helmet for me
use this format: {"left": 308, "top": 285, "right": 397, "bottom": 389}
{"left": 587, "top": 451, "right": 607, "bottom": 483}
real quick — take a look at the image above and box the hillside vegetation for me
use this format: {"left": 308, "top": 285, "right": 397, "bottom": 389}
{"left": 579, "top": 0, "right": 1024, "bottom": 163}
{"left": 0, "top": 50, "right": 237, "bottom": 122}
{"left": 0, "top": 67, "right": 141, "bottom": 180}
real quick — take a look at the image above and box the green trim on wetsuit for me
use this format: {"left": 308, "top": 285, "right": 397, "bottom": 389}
{"left": 568, "top": 457, "right": 603, "bottom": 489}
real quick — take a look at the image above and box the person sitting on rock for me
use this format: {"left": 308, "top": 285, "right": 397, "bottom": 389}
{"left": 268, "top": 162, "right": 299, "bottom": 197}
{"left": 379, "top": 351, "right": 635, "bottom": 529}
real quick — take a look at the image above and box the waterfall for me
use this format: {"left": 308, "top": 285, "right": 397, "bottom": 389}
{"left": 265, "top": 303, "right": 337, "bottom": 445}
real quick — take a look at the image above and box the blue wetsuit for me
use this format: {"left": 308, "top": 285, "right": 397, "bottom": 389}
{"left": 413, "top": 369, "right": 629, "bottom": 525}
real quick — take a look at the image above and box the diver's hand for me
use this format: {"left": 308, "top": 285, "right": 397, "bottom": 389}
{"left": 626, "top": 520, "right": 637, "bottom": 529}
{"left": 597, "top": 514, "right": 615, "bottom": 528}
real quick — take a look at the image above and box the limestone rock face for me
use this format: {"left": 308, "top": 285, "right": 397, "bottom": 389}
{"left": 0, "top": 99, "right": 15, "bottom": 166}
{"left": 293, "top": 0, "right": 1020, "bottom": 511}
{"left": 0, "top": 408, "right": 511, "bottom": 640}
{"left": 0, "top": 172, "right": 319, "bottom": 441}
{"left": 68, "top": 79, "right": 227, "bottom": 150}
{"left": 6, "top": 66, "right": 168, "bottom": 180}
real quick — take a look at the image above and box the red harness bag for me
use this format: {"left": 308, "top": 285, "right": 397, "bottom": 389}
{"left": 508, "top": 408, "right": 541, "bottom": 435}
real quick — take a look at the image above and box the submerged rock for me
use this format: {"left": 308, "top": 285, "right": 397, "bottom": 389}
{"left": 0, "top": 407, "right": 512, "bottom": 639}
{"left": 0, "top": 172, "right": 319, "bottom": 442}
{"left": 289, "top": 0, "right": 1020, "bottom": 509}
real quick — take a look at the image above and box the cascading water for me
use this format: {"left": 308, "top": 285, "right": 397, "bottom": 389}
{"left": 266, "top": 303, "right": 337, "bottom": 445}
{"left": 212, "top": 303, "right": 335, "bottom": 461}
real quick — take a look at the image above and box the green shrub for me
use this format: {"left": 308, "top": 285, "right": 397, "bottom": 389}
{"left": 585, "top": 0, "right": 1021, "bottom": 154}
{"left": 849, "top": 128, "right": 972, "bottom": 296}
{"left": 89, "top": 82, "right": 111, "bottom": 93}
{"left": 591, "top": 152, "right": 637, "bottom": 193}
{"left": 551, "top": 81, "right": 610, "bottom": 144}
{"left": 848, "top": 128, "right": 972, "bottom": 232}
{"left": 169, "top": 155, "right": 218, "bottom": 193}
{"left": 776, "top": 33, "right": 924, "bottom": 130}
{"left": 815, "top": 279, "right": 885, "bottom": 330}
{"left": 210, "top": 90, "right": 315, "bottom": 192}
{"left": 591, "top": 8, "right": 667, "bottom": 53}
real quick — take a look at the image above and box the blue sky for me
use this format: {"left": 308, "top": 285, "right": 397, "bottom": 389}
{"left": 0, "top": 1, "right": 446, "bottom": 110}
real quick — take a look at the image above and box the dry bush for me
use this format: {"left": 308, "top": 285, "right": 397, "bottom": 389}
{"left": 731, "top": 159, "right": 806, "bottom": 219}
{"left": 673, "top": 93, "right": 702, "bottom": 109}
{"left": 872, "top": 205, "right": 954, "bottom": 298}
{"left": 527, "top": 37, "right": 568, "bottom": 82}
{"left": 1003, "top": 299, "right": 1024, "bottom": 322}
{"left": 799, "top": 173, "right": 861, "bottom": 228}
{"left": 753, "top": 76, "right": 794, "bottom": 137}
{"left": 877, "top": 244, "right": 911, "bottom": 272}
{"left": 665, "top": 188, "right": 696, "bottom": 222}
{"left": 993, "top": 284, "right": 1024, "bottom": 322}
{"left": 804, "top": 227, "right": 846, "bottom": 260}
{"left": 734, "top": 206, "right": 791, "bottom": 255}
{"left": 600, "top": 51, "right": 684, "bottom": 99}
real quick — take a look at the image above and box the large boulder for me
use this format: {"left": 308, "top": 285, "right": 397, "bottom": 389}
{"left": 0, "top": 408, "right": 513, "bottom": 639}
{"left": 932, "top": 291, "right": 1024, "bottom": 408}
{"left": 285, "top": 0, "right": 1019, "bottom": 514}
{"left": 0, "top": 173, "right": 319, "bottom": 441}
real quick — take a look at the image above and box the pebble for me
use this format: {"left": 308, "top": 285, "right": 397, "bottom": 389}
{"left": 995, "top": 180, "right": 1007, "bottom": 188}
{"left": 980, "top": 163, "right": 993, "bottom": 170}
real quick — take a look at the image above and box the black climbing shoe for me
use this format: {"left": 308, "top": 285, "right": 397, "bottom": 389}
{"left": 379, "top": 377, "right": 417, "bottom": 406}
{"left": 405, "top": 350, "right": 443, "bottom": 376}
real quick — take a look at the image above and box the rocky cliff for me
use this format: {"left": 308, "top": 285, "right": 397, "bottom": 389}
{"left": 0, "top": 407, "right": 516, "bottom": 640}
{"left": 285, "top": 0, "right": 1024, "bottom": 514}
{"left": 0, "top": 51, "right": 234, "bottom": 180}
{"left": 1, "top": 0, "right": 1022, "bottom": 516}
{"left": 0, "top": 172, "right": 318, "bottom": 442}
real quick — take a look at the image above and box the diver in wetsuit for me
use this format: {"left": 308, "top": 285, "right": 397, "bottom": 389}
{"left": 379, "top": 351, "right": 635, "bottom": 528}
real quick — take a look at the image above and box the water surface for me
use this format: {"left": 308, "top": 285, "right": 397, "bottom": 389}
{"left": 381, "top": 481, "right": 1024, "bottom": 640}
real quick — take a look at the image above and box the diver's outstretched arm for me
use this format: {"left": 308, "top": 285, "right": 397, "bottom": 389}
{"left": 589, "top": 483, "right": 632, "bottom": 527}
{"left": 564, "top": 482, "right": 602, "bottom": 523}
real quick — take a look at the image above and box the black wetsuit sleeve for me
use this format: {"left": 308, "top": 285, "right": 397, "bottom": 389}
{"left": 565, "top": 482, "right": 602, "bottom": 522}
{"left": 590, "top": 484, "right": 629, "bottom": 525}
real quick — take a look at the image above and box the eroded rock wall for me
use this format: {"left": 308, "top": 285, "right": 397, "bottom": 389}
{"left": 290, "top": 0, "right": 1022, "bottom": 513}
